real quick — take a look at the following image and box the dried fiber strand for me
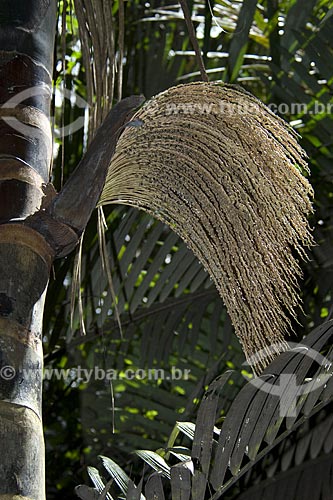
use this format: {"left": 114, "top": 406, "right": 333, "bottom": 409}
{"left": 179, "top": 0, "right": 208, "bottom": 82}
{"left": 72, "top": 0, "right": 118, "bottom": 339}
{"left": 117, "top": 0, "right": 125, "bottom": 101}
{"left": 71, "top": 233, "right": 86, "bottom": 336}
{"left": 97, "top": 206, "right": 123, "bottom": 337}
{"left": 73, "top": 0, "right": 116, "bottom": 140}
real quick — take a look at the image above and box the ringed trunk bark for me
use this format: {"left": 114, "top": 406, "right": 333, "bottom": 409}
{"left": 0, "top": 1, "right": 143, "bottom": 497}
{"left": 0, "top": 1, "right": 57, "bottom": 499}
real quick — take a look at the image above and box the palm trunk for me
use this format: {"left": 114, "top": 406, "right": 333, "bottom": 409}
{"left": 0, "top": 2, "right": 142, "bottom": 498}
{"left": 0, "top": 1, "right": 57, "bottom": 498}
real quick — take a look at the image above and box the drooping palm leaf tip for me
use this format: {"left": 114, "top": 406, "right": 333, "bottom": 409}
{"left": 99, "top": 82, "right": 314, "bottom": 374}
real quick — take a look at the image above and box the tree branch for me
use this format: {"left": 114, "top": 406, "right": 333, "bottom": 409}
{"left": 26, "top": 95, "right": 145, "bottom": 257}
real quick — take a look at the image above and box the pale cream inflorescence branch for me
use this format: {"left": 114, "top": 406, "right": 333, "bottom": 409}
{"left": 99, "top": 82, "right": 314, "bottom": 374}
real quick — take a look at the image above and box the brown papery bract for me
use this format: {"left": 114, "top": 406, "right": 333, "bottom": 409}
{"left": 99, "top": 82, "right": 314, "bottom": 374}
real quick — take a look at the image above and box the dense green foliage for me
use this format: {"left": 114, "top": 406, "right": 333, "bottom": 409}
{"left": 44, "top": 1, "right": 333, "bottom": 498}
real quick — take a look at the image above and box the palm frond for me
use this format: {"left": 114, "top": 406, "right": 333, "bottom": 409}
{"left": 78, "top": 321, "right": 333, "bottom": 500}
{"left": 65, "top": 206, "right": 235, "bottom": 367}
{"left": 79, "top": 466, "right": 113, "bottom": 500}
{"left": 144, "top": 473, "right": 165, "bottom": 500}
{"left": 99, "top": 455, "right": 136, "bottom": 498}
{"left": 226, "top": 0, "right": 258, "bottom": 82}
{"left": 235, "top": 453, "right": 333, "bottom": 500}
{"left": 210, "top": 320, "right": 333, "bottom": 496}
{"left": 238, "top": 408, "right": 333, "bottom": 494}
{"left": 74, "top": 328, "right": 243, "bottom": 458}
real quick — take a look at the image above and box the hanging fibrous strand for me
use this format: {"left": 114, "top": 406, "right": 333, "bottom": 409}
{"left": 73, "top": 0, "right": 116, "bottom": 140}
{"left": 99, "top": 82, "right": 314, "bottom": 374}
